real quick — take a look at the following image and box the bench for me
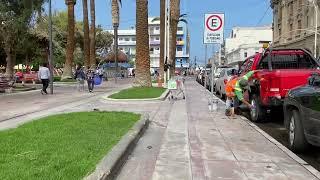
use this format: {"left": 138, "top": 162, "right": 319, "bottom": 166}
{"left": 0, "top": 75, "right": 14, "bottom": 93}
{"left": 22, "top": 73, "right": 38, "bottom": 85}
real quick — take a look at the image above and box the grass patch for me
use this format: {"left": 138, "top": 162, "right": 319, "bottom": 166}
{"left": 0, "top": 111, "right": 140, "bottom": 179}
{"left": 109, "top": 87, "right": 166, "bottom": 99}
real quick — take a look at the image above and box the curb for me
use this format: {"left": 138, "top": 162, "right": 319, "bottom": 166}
{"left": 201, "top": 83, "right": 320, "bottom": 179}
{"left": 104, "top": 89, "right": 169, "bottom": 102}
{"left": 85, "top": 114, "right": 150, "bottom": 180}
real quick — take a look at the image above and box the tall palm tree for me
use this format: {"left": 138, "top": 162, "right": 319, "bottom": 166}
{"left": 159, "top": 0, "right": 165, "bottom": 83}
{"left": 169, "top": 0, "right": 180, "bottom": 77}
{"left": 62, "top": 0, "right": 76, "bottom": 79}
{"left": 134, "top": 0, "right": 151, "bottom": 87}
{"left": 111, "top": 0, "right": 121, "bottom": 83}
{"left": 82, "top": 0, "right": 90, "bottom": 68}
{"left": 89, "top": 0, "right": 96, "bottom": 68}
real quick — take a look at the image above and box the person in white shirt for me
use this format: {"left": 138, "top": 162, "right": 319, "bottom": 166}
{"left": 38, "top": 63, "right": 50, "bottom": 94}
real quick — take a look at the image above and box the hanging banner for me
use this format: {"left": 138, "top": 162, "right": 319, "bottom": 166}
{"left": 204, "top": 13, "right": 224, "bottom": 44}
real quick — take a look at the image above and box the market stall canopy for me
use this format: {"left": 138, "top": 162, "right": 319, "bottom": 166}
{"left": 105, "top": 51, "right": 128, "bottom": 62}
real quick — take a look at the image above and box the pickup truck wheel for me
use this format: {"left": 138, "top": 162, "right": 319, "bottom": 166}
{"left": 250, "top": 95, "right": 266, "bottom": 122}
{"left": 288, "top": 110, "right": 309, "bottom": 152}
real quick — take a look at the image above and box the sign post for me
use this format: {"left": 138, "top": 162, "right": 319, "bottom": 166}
{"left": 204, "top": 13, "right": 224, "bottom": 104}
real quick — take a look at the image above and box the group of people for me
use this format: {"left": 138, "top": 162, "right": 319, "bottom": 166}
{"left": 37, "top": 63, "right": 103, "bottom": 94}
{"left": 224, "top": 70, "right": 259, "bottom": 117}
{"left": 74, "top": 66, "right": 103, "bottom": 93}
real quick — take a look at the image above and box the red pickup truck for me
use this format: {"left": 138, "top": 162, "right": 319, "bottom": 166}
{"left": 238, "top": 48, "right": 320, "bottom": 122}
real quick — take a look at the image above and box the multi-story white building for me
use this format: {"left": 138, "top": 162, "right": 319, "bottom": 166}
{"left": 225, "top": 26, "right": 273, "bottom": 65}
{"left": 106, "top": 17, "right": 189, "bottom": 69}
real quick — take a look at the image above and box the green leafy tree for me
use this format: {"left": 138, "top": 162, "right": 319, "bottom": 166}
{"left": 0, "top": 0, "right": 46, "bottom": 77}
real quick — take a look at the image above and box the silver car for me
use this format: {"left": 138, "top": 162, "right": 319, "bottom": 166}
{"left": 215, "top": 67, "right": 237, "bottom": 99}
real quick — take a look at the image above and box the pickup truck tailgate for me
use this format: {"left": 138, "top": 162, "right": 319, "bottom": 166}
{"left": 257, "top": 69, "right": 320, "bottom": 98}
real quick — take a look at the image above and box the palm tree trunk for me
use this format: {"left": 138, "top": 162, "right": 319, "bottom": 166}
{"left": 90, "top": 0, "right": 96, "bottom": 68}
{"left": 159, "top": 0, "right": 165, "bottom": 83}
{"left": 111, "top": 0, "right": 120, "bottom": 82}
{"left": 134, "top": 0, "right": 151, "bottom": 87}
{"left": 82, "top": 0, "right": 90, "bottom": 69}
{"left": 169, "top": 0, "right": 180, "bottom": 77}
{"left": 62, "top": 0, "right": 76, "bottom": 79}
{"left": 4, "top": 46, "right": 16, "bottom": 78}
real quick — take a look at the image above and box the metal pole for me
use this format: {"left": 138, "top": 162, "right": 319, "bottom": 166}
{"left": 218, "top": 44, "right": 222, "bottom": 65}
{"left": 114, "top": 25, "right": 119, "bottom": 83}
{"left": 204, "top": 44, "right": 207, "bottom": 88}
{"left": 167, "top": 0, "right": 170, "bottom": 81}
{"left": 164, "top": 0, "right": 167, "bottom": 85}
{"left": 48, "top": 0, "right": 53, "bottom": 94}
{"left": 314, "top": 0, "right": 318, "bottom": 58}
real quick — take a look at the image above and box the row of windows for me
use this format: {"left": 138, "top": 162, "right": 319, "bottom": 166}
{"left": 119, "top": 37, "right": 184, "bottom": 42}
{"left": 150, "top": 47, "right": 183, "bottom": 52}
{"left": 149, "top": 26, "right": 183, "bottom": 31}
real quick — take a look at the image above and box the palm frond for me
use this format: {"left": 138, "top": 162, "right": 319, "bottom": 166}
{"left": 179, "top": 18, "right": 188, "bottom": 24}
{"left": 179, "top": 13, "right": 187, "bottom": 18}
{"left": 151, "top": 17, "right": 160, "bottom": 22}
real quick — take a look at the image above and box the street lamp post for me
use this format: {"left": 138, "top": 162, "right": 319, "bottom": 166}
{"left": 48, "top": 0, "right": 53, "bottom": 94}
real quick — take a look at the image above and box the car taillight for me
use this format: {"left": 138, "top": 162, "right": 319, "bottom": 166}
{"left": 224, "top": 79, "right": 228, "bottom": 84}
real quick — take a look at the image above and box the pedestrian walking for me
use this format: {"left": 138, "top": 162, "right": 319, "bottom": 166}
{"left": 86, "top": 68, "right": 95, "bottom": 93}
{"left": 225, "top": 70, "right": 258, "bottom": 117}
{"left": 38, "top": 62, "right": 50, "bottom": 95}
{"left": 75, "top": 66, "right": 86, "bottom": 91}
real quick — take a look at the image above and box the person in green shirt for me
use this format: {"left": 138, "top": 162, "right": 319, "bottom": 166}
{"left": 233, "top": 70, "right": 256, "bottom": 110}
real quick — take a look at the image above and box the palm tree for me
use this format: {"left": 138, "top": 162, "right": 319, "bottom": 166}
{"left": 111, "top": 0, "right": 121, "bottom": 83}
{"left": 62, "top": 0, "right": 76, "bottom": 79}
{"left": 89, "top": 0, "right": 96, "bottom": 68}
{"left": 169, "top": 0, "right": 180, "bottom": 77}
{"left": 82, "top": 0, "right": 90, "bottom": 68}
{"left": 134, "top": 0, "right": 151, "bottom": 87}
{"left": 159, "top": 0, "right": 165, "bottom": 83}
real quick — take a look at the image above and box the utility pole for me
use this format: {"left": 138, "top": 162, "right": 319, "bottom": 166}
{"left": 48, "top": 0, "right": 53, "bottom": 94}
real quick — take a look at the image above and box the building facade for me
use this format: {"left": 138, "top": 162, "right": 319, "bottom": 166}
{"left": 271, "top": 0, "right": 320, "bottom": 56}
{"left": 225, "top": 26, "right": 273, "bottom": 65}
{"left": 106, "top": 17, "right": 189, "bottom": 69}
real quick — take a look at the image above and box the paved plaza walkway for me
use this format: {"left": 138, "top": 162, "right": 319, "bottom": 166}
{"left": 117, "top": 79, "right": 320, "bottom": 180}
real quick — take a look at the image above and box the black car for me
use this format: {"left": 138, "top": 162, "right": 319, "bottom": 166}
{"left": 284, "top": 73, "right": 320, "bottom": 152}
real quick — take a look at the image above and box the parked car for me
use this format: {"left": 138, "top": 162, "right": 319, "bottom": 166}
{"left": 207, "top": 66, "right": 231, "bottom": 92}
{"left": 283, "top": 73, "right": 320, "bottom": 152}
{"left": 238, "top": 48, "right": 320, "bottom": 122}
{"left": 215, "top": 67, "right": 237, "bottom": 99}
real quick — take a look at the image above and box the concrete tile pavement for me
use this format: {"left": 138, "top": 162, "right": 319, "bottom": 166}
{"left": 118, "top": 79, "right": 320, "bottom": 180}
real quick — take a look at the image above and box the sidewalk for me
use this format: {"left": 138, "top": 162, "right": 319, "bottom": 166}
{"left": 117, "top": 78, "right": 320, "bottom": 180}
{"left": 0, "top": 78, "right": 132, "bottom": 122}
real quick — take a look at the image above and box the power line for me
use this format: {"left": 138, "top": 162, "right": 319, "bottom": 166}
{"left": 256, "top": 6, "right": 271, "bottom": 26}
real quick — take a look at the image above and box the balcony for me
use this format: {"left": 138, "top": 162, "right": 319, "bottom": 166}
{"left": 150, "top": 41, "right": 160, "bottom": 45}
{"left": 118, "top": 41, "right": 136, "bottom": 46}
{"left": 177, "top": 41, "right": 185, "bottom": 46}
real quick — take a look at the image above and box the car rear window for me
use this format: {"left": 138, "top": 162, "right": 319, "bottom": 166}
{"left": 258, "top": 53, "right": 319, "bottom": 69}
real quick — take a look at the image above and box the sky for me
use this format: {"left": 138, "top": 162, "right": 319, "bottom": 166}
{"left": 49, "top": 0, "right": 273, "bottom": 65}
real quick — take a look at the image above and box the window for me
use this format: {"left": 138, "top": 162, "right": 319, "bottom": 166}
{"left": 298, "top": 20, "right": 302, "bottom": 34}
{"left": 219, "top": 69, "right": 225, "bottom": 77}
{"left": 119, "top": 38, "right": 123, "bottom": 41}
{"left": 125, "top": 38, "right": 130, "bottom": 41}
{"left": 306, "top": 16, "right": 309, "bottom": 28}
{"left": 244, "top": 52, "right": 248, "bottom": 58}
{"left": 258, "top": 52, "right": 319, "bottom": 69}
{"left": 289, "top": 24, "right": 293, "bottom": 38}
{"left": 156, "top": 37, "right": 160, "bottom": 41}
{"left": 177, "top": 47, "right": 183, "bottom": 51}
{"left": 155, "top": 27, "right": 160, "bottom": 30}
{"left": 132, "top": 37, "right": 136, "bottom": 41}
{"left": 178, "top": 27, "right": 183, "bottom": 31}
{"left": 177, "top": 37, "right": 183, "bottom": 41}
{"left": 155, "top": 47, "right": 160, "bottom": 51}
{"left": 150, "top": 48, "right": 154, "bottom": 52}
